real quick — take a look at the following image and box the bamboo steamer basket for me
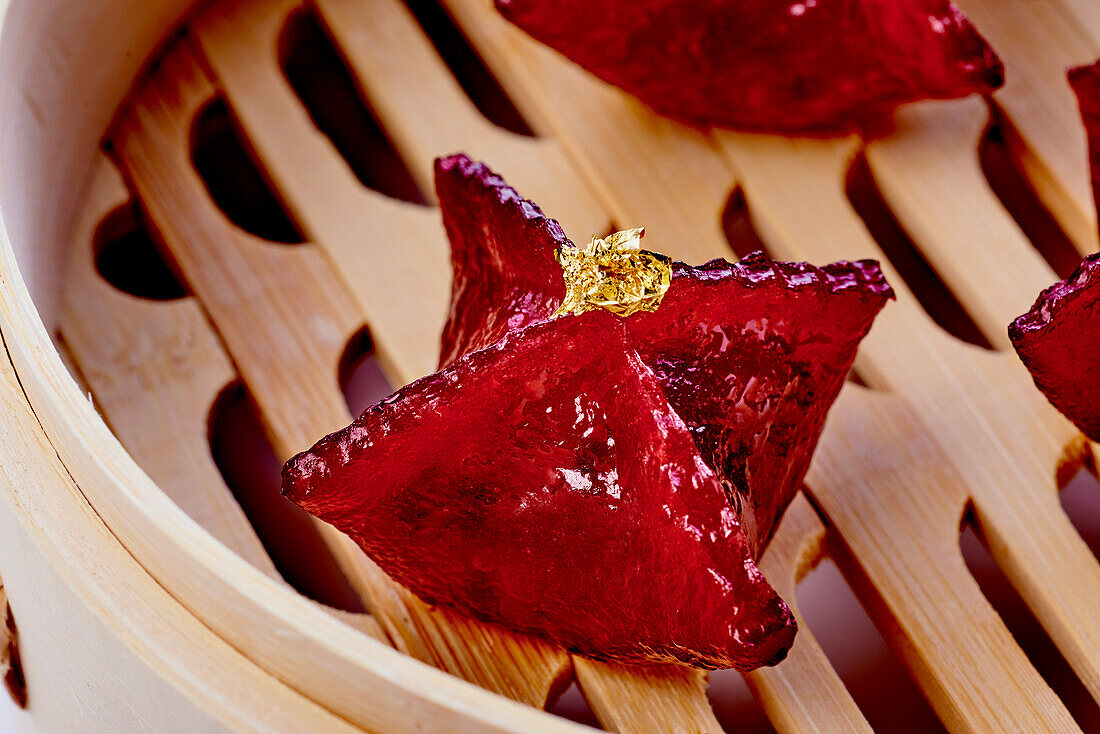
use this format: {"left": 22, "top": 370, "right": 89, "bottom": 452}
{"left": 1, "top": 0, "right": 1100, "bottom": 731}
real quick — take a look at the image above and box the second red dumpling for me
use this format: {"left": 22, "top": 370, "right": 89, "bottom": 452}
{"left": 496, "top": 0, "right": 1003, "bottom": 134}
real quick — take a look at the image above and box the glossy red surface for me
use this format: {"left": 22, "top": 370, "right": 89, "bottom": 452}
{"left": 437, "top": 155, "right": 567, "bottom": 368}
{"left": 438, "top": 155, "right": 893, "bottom": 555}
{"left": 495, "top": 0, "right": 1003, "bottom": 135}
{"left": 1009, "top": 64, "right": 1100, "bottom": 443}
{"left": 626, "top": 257, "right": 892, "bottom": 556}
{"left": 284, "top": 156, "right": 893, "bottom": 669}
{"left": 283, "top": 312, "right": 795, "bottom": 669}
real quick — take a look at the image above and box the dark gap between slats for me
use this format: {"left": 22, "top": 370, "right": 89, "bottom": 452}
{"left": 340, "top": 326, "right": 396, "bottom": 418}
{"left": 707, "top": 670, "right": 776, "bottom": 734}
{"left": 845, "top": 153, "right": 994, "bottom": 351}
{"left": 722, "top": 187, "right": 873, "bottom": 389}
{"left": 796, "top": 556, "right": 945, "bottom": 733}
{"left": 209, "top": 380, "right": 365, "bottom": 613}
{"left": 1059, "top": 459, "right": 1100, "bottom": 584}
{"left": 93, "top": 202, "right": 188, "bottom": 300}
{"left": 280, "top": 8, "right": 426, "bottom": 205}
{"left": 961, "top": 507, "right": 1100, "bottom": 731}
{"left": 2, "top": 602, "right": 26, "bottom": 709}
{"left": 979, "top": 117, "right": 1082, "bottom": 280}
{"left": 721, "top": 187, "right": 771, "bottom": 262}
{"left": 402, "top": 0, "right": 536, "bottom": 137}
{"left": 598, "top": 221, "right": 622, "bottom": 241}
{"left": 1055, "top": 457, "right": 1100, "bottom": 728}
{"left": 546, "top": 681, "right": 601, "bottom": 729}
{"left": 191, "top": 98, "right": 306, "bottom": 244}
{"left": 845, "top": 369, "right": 869, "bottom": 388}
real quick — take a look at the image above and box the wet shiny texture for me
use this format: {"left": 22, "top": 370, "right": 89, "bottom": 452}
{"left": 283, "top": 313, "right": 795, "bottom": 669}
{"left": 439, "top": 155, "right": 893, "bottom": 556}
{"left": 495, "top": 0, "right": 1003, "bottom": 135}
{"left": 1009, "top": 62, "right": 1100, "bottom": 442}
{"left": 436, "top": 155, "right": 567, "bottom": 368}
{"left": 283, "top": 155, "right": 891, "bottom": 670}
{"left": 627, "top": 257, "right": 892, "bottom": 557}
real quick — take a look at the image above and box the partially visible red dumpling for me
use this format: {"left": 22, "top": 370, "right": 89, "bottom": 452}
{"left": 1010, "top": 254, "right": 1100, "bottom": 442}
{"left": 495, "top": 0, "right": 1003, "bottom": 134}
{"left": 1008, "top": 62, "right": 1100, "bottom": 443}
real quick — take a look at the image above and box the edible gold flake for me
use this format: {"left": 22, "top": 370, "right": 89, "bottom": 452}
{"left": 554, "top": 228, "right": 672, "bottom": 318}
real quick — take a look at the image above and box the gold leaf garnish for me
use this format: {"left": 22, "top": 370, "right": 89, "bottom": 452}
{"left": 554, "top": 228, "right": 672, "bottom": 318}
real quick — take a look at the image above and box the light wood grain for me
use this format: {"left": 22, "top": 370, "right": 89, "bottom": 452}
{"left": 310, "top": 0, "right": 608, "bottom": 237}
{"left": 191, "top": 0, "right": 608, "bottom": 386}
{"left": 717, "top": 129, "right": 1100, "bottom": 723}
{"left": 59, "top": 157, "right": 278, "bottom": 576}
{"left": 112, "top": 35, "right": 571, "bottom": 708}
{"left": 193, "top": 0, "right": 446, "bottom": 385}
{"left": 746, "top": 495, "right": 872, "bottom": 734}
{"left": 112, "top": 41, "right": 391, "bottom": 629}
{"left": 1050, "top": 0, "right": 1100, "bottom": 57}
{"left": 0, "top": 320, "right": 367, "bottom": 734}
{"left": 864, "top": 97, "right": 1058, "bottom": 345}
{"left": 811, "top": 388, "right": 1078, "bottom": 733}
{"left": 572, "top": 661, "right": 720, "bottom": 734}
{"left": 58, "top": 156, "right": 388, "bottom": 642}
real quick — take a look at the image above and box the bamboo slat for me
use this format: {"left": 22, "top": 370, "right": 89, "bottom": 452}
{"left": 745, "top": 495, "right": 872, "bottom": 734}
{"left": 716, "top": 130, "right": 1100, "bottom": 725}
{"left": 58, "top": 156, "right": 390, "bottom": 641}
{"left": 1050, "top": 0, "right": 1100, "bottom": 57}
{"left": 863, "top": 97, "right": 1057, "bottom": 343}
{"left": 310, "top": 0, "right": 608, "bottom": 236}
{"left": 0, "top": 327, "right": 366, "bottom": 734}
{"left": 191, "top": 0, "right": 608, "bottom": 386}
{"left": 194, "top": 0, "right": 447, "bottom": 385}
{"left": 59, "top": 157, "right": 278, "bottom": 577}
{"left": 192, "top": 1, "right": 729, "bottom": 729}
{"left": 111, "top": 36, "right": 570, "bottom": 708}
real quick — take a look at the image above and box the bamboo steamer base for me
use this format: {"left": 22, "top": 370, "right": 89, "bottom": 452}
{"left": 1, "top": 0, "right": 1100, "bottom": 731}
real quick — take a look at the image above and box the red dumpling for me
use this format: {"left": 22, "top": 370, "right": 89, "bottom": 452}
{"left": 437, "top": 154, "right": 893, "bottom": 555}
{"left": 1010, "top": 254, "right": 1100, "bottom": 442}
{"left": 284, "top": 312, "right": 796, "bottom": 669}
{"left": 495, "top": 0, "right": 1003, "bottom": 135}
{"left": 1008, "top": 63, "right": 1100, "bottom": 443}
{"left": 285, "top": 154, "right": 892, "bottom": 669}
